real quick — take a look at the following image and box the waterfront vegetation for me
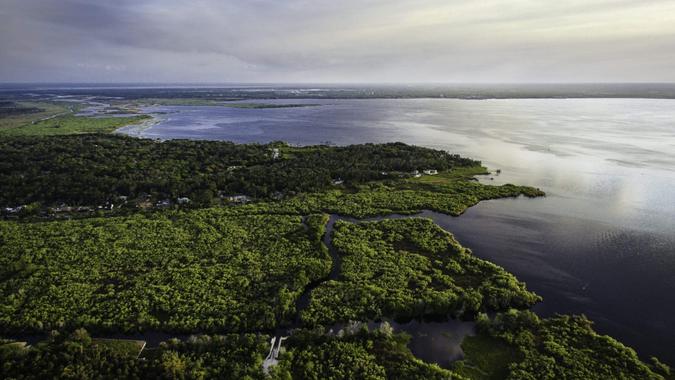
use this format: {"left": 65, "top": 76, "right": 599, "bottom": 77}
{"left": 272, "top": 325, "right": 458, "bottom": 379}
{"left": 0, "top": 101, "right": 75, "bottom": 131}
{"left": 0, "top": 212, "right": 539, "bottom": 335}
{"left": 0, "top": 329, "right": 270, "bottom": 379}
{"left": 0, "top": 134, "right": 541, "bottom": 216}
{"left": 267, "top": 180, "right": 542, "bottom": 218}
{"left": 0, "top": 99, "right": 150, "bottom": 136}
{"left": 0, "top": 327, "right": 457, "bottom": 379}
{"left": 3, "top": 319, "right": 666, "bottom": 380}
{"left": 455, "top": 335, "right": 521, "bottom": 380}
{"left": 454, "top": 310, "right": 671, "bottom": 380}
{"left": 0, "top": 326, "right": 456, "bottom": 380}
{"left": 0, "top": 114, "right": 149, "bottom": 136}
{"left": 301, "top": 218, "right": 539, "bottom": 326}
{"left": 0, "top": 117, "right": 670, "bottom": 378}
{"left": 0, "top": 211, "right": 330, "bottom": 333}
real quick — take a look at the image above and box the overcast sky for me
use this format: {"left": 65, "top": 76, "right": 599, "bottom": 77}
{"left": 2, "top": 0, "right": 675, "bottom": 83}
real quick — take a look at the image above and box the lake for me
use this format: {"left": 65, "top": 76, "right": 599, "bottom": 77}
{"left": 119, "top": 98, "right": 675, "bottom": 363}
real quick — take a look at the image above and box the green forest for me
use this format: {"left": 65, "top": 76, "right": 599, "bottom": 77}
{"left": 0, "top": 121, "right": 670, "bottom": 379}
{"left": 1, "top": 329, "right": 271, "bottom": 379}
{"left": 0, "top": 134, "right": 509, "bottom": 211}
{"left": 1, "top": 326, "right": 457, "bottom": 379}
{"left": 2, "top": 321, "right": 669, "bottom": 380}
{"left": 454, "top": 310, "right": 671, "bottom": 380}
{"left": 0, "top": 211, "right": 330, "bottom": 333}
{"left": 301, "top": 218, "right": 539, "bottom": 325}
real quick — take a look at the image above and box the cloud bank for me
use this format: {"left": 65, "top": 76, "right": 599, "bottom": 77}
{"left": 2, "top": 0, "right": 675, "bottom": 82}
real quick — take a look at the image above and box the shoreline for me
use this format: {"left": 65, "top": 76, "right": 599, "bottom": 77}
{"left": 114, "top": 113, "right": 160, "bottom": 136}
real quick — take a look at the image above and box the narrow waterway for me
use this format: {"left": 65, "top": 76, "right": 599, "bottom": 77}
{"left": 5, "top": 211, "right": 479, "bottom": 369}
{"left": 116, "top": 97, "right": 675, "bottom": 363}
{"left": 292, "top": 215, "right": 342, "bottom": 323}
{"left": 279, "top": 213, "right": 476, "bottom": 369}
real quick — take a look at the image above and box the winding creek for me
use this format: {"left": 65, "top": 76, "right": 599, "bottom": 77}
{"left": 4, "top": 211, "right": 478, "bottom": 370}
{"left": 116, "top": 98, "right": 675, "bottom": 363}
{"left": 269, "top": 212, "right": 477, "bottom": 370}
{"left": 7, "top": 95, "right": 675, "bottom": 364}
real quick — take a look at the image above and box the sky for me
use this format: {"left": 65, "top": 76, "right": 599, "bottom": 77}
{"left": 2, "top": 0, "right": 675, "bottom": 83}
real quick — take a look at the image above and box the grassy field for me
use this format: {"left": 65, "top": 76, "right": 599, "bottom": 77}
{"left": 0, "top": 114, "right": 150, "bottom": 136}
{"left": 0, "top": 101, "right": 76, "bottom": 131}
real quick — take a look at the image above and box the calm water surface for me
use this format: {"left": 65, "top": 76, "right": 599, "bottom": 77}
{"left": 119, "top": 98, "right": 675, "bottom": 363}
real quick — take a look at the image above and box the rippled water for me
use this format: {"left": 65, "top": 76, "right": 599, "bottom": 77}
{"left": 120, "top": 98, "right": 675, "bottom": 363}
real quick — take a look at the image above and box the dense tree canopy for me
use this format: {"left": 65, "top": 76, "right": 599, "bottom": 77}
{"left": 273, "top": 325, "right": 462, "bottom": 380}
{"left": 454, "top": 310, "right": 670, "bottom": 380}
{"left": 0, "top": 134, "right": 482, "bottom": 210}
{"left": 0, "top": 130, "right": 668, "bottom": 379}
{"left": 302, "top": 218, "right": 539, "bottom": 326}
{"left": 0, "top": 329, "right": 270, "bottom": 379}
{"left": 0, "top": 211, "right": 330, "bottom": 333}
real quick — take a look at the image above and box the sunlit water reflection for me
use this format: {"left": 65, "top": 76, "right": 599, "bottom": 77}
{"left": 120, "top": 98, "right": 675, "bottom": 362}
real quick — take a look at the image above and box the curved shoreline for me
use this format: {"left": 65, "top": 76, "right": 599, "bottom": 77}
{"left": 2, "top": 211, "right": 480, "bottom": 370}
{"left": 114, "top": 113, "right": 160, "bottom": 136}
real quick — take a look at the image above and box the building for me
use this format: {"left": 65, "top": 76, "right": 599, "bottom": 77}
{"left": 51, "top": 204, "right": 73, "bottom": 213}
{"left": 177, "top": 197, "right": 191, "bottom": 205}
{"left": 156, "top": 199, "right": 171, "bottom": 208}
{"left": 423, "top": 169, "right": 438, "bottom": 175}
{"left": 225, "top": 195, "right": 251, "bottom": 204}
{"left": 4, "top": 206, "right": 24, "bottom": 214}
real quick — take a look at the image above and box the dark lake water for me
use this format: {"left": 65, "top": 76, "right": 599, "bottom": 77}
{"left": 119, "top": 98, "right": 675, "bottom": 363}
{"left": 324, "top": 319, "right": 475, "bottom": 368}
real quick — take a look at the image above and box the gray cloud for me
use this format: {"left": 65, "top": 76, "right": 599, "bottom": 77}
{"left": 1, "top": 0, "right": 675, "bottom": 82}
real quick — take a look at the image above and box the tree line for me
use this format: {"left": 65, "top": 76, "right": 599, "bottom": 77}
{"left": 0, "top": 134, "right": 480, "bottom": 211}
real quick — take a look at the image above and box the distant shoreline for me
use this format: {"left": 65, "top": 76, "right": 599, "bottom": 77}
{"left": 5, "top": 83, "right": 675, "bottom": 100}
{"left": 114, "top": 114, "right": 160, "bottom": 136}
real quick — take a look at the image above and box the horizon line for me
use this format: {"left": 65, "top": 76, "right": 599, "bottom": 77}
{"left": 3, "top": 81, "right": 675, "bottom": 86}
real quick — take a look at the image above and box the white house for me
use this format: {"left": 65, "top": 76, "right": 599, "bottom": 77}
{"left": 156, "top": 199, "right": 171, "bottom": 208}
{"left": 225, "top": 195, "right": 251, "bottom": 204}
{"left": 4, "top": 206, "right": 24, "bottom": 214}
{"left": 423, "top": 169, "right": 438, "bottom": 175}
